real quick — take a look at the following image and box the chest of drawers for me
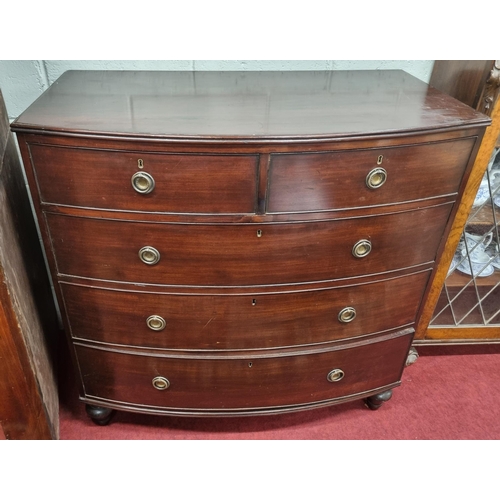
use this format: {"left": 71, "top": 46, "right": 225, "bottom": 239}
{"left": 11, "top": 70, "right": 490, "bottom": 424}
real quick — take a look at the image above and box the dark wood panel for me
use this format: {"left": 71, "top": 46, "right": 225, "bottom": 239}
{"left": 76, "top": 332, "right": 412, "bottom": 410}
{"left": 430, "top": 61, "right": 495, "bottom": 111}
{"left": 61, "top": 270, "right": 430, "bottom": 350}
{"left": 268, "top": 138, "right": 476, "bottom": 213}
{"left": 11, "top": 71, "right": 489, "bottom": 141}
{"left": 39, "top": 194, "right": 458, "bottom": 224}
{"left": 47, "top": 204, "right": 452, "bottom": 286}
{"left": 29, "top": 144, "right": 259, "bottom": 214}
{"left": 0, "top": 283, "right": 54, "bottom": 439}
{"left": 0, "top": 90, "right": 59, "bottom": 439}
{"left": 17, "top": 127, "right": 488, "bottom": 155}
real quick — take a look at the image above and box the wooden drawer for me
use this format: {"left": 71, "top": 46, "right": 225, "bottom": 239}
{"left": 29, "top": 144, "right": 259, "bottom": 214}
{"left": 267, "top": 138, "right": 476, "bottom": 213}
{"left": 61, "top": 271, "right": 430, "bottom": 349}
{"left": 76, "top": 331, "right": 412, "bottom": 412}
{"left": 47, "top": 204, "right": 451, "bottom": 286}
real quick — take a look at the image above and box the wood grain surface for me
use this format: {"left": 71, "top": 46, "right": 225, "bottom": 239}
{"left": 61, "top": 270, "right": 430, "bottom": 350}
{"left": 11, "top": 70, "right": 489, "bottom": 141}
{"left": 267, "top": 138, "right": 477, "bottom": 212}
{"left": 75, "top": 331, "right": 412, "bottom": 411}
{"left": 46, "top": 204, "right": 452, "bottom": 286}
{"left": 29, "top": 144, "right": 259, "bottom": 214}
{"left": 0, "top": 90, "right": 59, "bottom": 439}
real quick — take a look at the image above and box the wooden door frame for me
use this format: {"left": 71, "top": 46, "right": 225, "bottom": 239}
{"left": 414, "top": 94, "right": 500, "bottom": 344}
{"left": 0, "top": 90, "right": 59, "bottom": 439}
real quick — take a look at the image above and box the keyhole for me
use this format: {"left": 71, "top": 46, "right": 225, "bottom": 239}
{"left": 377, "top": 155, "right": 383, "bottom": 165}
{"left": 257, "top": 230, "right": 262, "bottom": 238}
{"left": 248, "top": 362, "right": 253, "bottom": 368}
{"left": 138, "top": 159, "right": 144, "bottom": 169}
{"left": 252, "top": 299, "right": 257, "bottom": 306}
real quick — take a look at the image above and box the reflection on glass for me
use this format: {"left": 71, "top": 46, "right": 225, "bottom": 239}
{"left": 431, "top": 147, "right": 500, "bottom": 326}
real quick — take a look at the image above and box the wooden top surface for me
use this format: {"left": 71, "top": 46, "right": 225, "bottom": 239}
{"left": 11, "top": 70, "right": 490, "bottom": 142}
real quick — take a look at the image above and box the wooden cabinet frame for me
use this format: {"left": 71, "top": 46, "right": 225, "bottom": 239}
{"left": 415, "top": 61, "right": 500, "bottom": 344}
{"left": 0, "top": 90, "right": 59, "bottom": 439}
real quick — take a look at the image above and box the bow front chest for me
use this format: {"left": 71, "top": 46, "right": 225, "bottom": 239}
{"left": 11, "top": 70, "right": 489, "bottom": 423}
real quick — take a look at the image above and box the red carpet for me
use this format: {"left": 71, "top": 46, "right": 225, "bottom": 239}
{"left": 58, "top": 343, "right": 500, "bottom": 440}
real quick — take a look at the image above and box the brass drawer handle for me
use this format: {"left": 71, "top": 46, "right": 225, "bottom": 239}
{"left": 366, "top": 168, "right": 387, "bottom": 189}
{"left": 327, "top": 369, "right": 345, "bottom": 383}
{"left": 352, "top": 239, "right": 372, "bottom": 258}
{"left": 131, "top": 171, "right": 155, "bottom": 194}
{"left": 147, "top": 315, "right": 166, "bottom": 331}
{"left": 152, "top": 376, "right": 170, "bottom": 390}
{"left": 338, "top": 307, "right": 356, "bottom": 323}
{"left": 139, "top": 246, "right": 160, "bottom": 265}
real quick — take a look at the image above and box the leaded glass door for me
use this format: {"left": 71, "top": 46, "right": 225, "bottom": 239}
{"left": 430, "top": 147, "right": 500, "bottom": 331}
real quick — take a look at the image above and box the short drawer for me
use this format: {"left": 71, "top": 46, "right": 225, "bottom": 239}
{"left": 61, "top": 271, "right": 430, "bottom": 349}
{"left": 29, "top": 144, "right": 259, "bottom": 214}
{"left": 267, "top": 138, "right": 476, "bottom": 213}
{"left": 47, "top": 203, "right": 451, "bottom": 286}
{"left": 76, "top": 332, "right": 412, "bottom": 411}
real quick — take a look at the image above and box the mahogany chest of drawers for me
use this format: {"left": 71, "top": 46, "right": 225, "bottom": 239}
{"left": 11, "top": 70, "right": 490, "bottom": 424}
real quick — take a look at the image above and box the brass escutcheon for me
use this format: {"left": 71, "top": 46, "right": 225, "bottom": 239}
{"left": 366, "top": 167, "right": 387, "bottom": 189}
{"left": 139, "top": 246, "right": 161, "bottom": 265}
{"left": 338, "top": 307, "right": 357, "bottom": 323}
{"left": 147, "top": 315, "right": 166, "bottom": 331}
{"left": 138, "top": 159, "right": 144, "bottom": 168}
{"left": 352, "top": 239, "right": 372, "bottom": 258}
{"left": 131, "top": 171, "right": 155, "bottom": 194}
{"left": 327, "top": 369, "right": 345, "bottom": 383}
{"left": 152, "top": 376, "right": 170, "bottom": 390}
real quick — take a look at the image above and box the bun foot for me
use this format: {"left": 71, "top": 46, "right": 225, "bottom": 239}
{"left": 85, "top": 405, "right": 115, "bottom": 425}
{"left": 364, "top": 390, "right": 393, "bottom": 411}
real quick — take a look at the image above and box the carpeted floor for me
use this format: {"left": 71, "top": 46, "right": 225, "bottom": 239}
{"left": 58, "top": 343, "right": 500, "bottom": 440}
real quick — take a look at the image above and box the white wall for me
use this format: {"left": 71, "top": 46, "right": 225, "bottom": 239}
{"left": 0, "top": 60, "right": 434, "bottom": 121}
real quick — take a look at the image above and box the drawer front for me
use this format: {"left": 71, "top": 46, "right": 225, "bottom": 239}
{"left": 76, "top": 333, "right": 412, "bottom": 410}
{"left": 29, "top": 144, "right": 259, "bottom": 214}
{"left": 61, "top": 271, "right": 430, "bottom": 349}
{"left": 47, "top": 204, "right": 451, "bottom": 286}
{"left": 267, "top": 138, "right": 476, "bottom": 213}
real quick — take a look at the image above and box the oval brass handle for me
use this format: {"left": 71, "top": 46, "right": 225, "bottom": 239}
{"left": 366, "top": 168, "right": 387, "bottom": 189}
{"left": 147, "top": 315, "right": 166, "bottom": 331}
{"left": 131, "top": 171, "right": 155, "bottom": 194}
{"left": 338, "top": 307, "right": 356, "bottom": 323}
{"left": 152, "top": 376, "right": 170, "bottom": 390}
{"left": 139, "top": 246, "right": 160, "bottom": 265}
{"left": 352, "top": 239, "right": 372, "bottom": 258}
{"left": 327, "top": 369, "right": 345, "bottom": 383}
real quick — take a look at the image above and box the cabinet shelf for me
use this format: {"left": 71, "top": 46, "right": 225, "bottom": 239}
{"left": 466, "top": 200, "right": 500, "bottom": 235}
{"left": 445, "top": 267, "right": 500, "bottom": 288}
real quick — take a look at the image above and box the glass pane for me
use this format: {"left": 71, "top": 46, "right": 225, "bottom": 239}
{"left": 430, "top": 147, "right": 500, "bottom": 327}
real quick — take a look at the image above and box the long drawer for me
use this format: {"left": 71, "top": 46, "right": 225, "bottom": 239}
{"left": 61, "top": 270, "right": 430, "bottom": 349}
{"left": 29, "top": 145, "right": 259, "bottom": 214}
{"left": 76, "top": 331, "right": 412, "bottom": 411}
{"left": 47, "top": 204, "right": 451, "bottom": 286}
{"left": 267, "top": 138, "right": 476, "bottom": 213}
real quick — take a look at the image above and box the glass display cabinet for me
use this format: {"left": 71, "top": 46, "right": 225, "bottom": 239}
{"left": 414, "top": 60, "right": 500, "bottom": 347}
{"left": 431, "top": 147, "right": 500, "bottom": 328}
